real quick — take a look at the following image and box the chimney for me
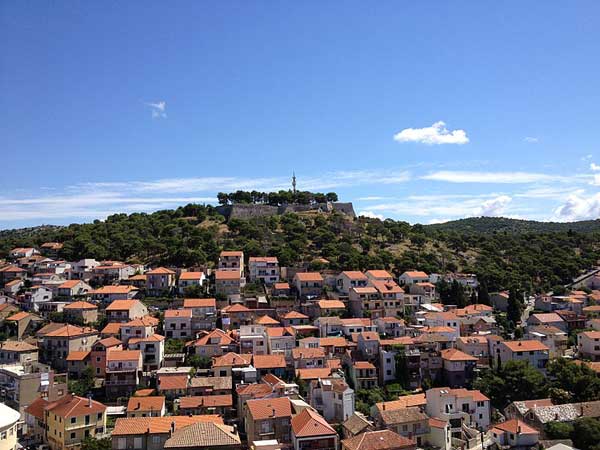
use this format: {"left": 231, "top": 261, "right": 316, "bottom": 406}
{"left": 88, "top": 396, "right": 92, "bottom": 408}
{"left": 170, "top": 421, "right": 176, "bottom": 435}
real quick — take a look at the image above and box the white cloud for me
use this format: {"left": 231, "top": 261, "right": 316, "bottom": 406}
{"left": 358, "top": 211, "right": 384, "bottom": 220}
{"left": 393, "top": 121, "right": 469, "bottom": 145}
{"left": 475, "top": 195, "right": 512, "bottom": 216}
{"left": 421, "top": 170, "right": 569, "bottom": 184}
{"left": 590, "top": 163, "right": 600, "bottom": 171}
{"left": 554, "top": 192, "right": 600, "bottom": 221}
{"left": 146, "top": 101, "right": 167, "bottom": 118}
{"left": 356, "top": 196, "right": 387, "bottom": 201}
{"left": 524, "top": 137, "right": 539, "bottom": 143}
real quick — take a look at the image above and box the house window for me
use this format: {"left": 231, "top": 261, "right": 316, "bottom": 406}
{"left": 261, "top": 420, "right": 273, "bottom": 434}
{"left": 71, "top": 417, "right": 77, "bottom": 424}
{"left": 71, "top": 432, "right": 76, "bottom": 439}
{"left": 117, "top": 438, "right": 127, "bottom": 449}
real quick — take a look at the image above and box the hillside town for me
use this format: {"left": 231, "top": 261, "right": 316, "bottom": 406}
{"left": 1, "top": 244, "right": 600, "bottom": 450}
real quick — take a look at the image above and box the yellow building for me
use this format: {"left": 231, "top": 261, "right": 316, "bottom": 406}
{"left": 0, "top": 403, "right": 20, "bottom": 450}
{"left": 45, "top": 395, "right": 107, "bottom": 450}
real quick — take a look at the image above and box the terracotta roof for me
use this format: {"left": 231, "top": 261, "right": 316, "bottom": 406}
{"left": 6, "top": 311, "right": 31, "bottom": 321}
{"left": 189, "top": 329, "right": 234, "bottom": 347}
{"left": 147, "top": 267, "right": 176, "bottom": 275}
{"left": 441, "top": 348, "right": 478, "bottom": 362}
{"left": 106, "top": 299, "right": 144, "bottom": 311}
{"left": 66, "top": 351, "right": 90, "bottom": 361}
{"left": 36, "top": 322, "right": 66, "bottom": 337}
{"left": 502, "top": 340, "right": 549, "bottom": 352}
{"left": 222, "top": 303, "right": 250, "bottom": 313}
{"left": 428, "top": 418, "right": 447, "bottom": 429}
{"left": 58, "top": 280, "right": 84, "bottom": 289}
{"left": 220, "top": 251, "right": 243, "bottom": 257}
{"left": 25, "top": 396, "right": 49, "bottom": 420}
{"left": 265, "top": 326, "right": 294, "bottom": 337}
{"left": 371, "top": 280, "right": 404, "bottom": 294}
{"left": 183, "top": 298, "right": 216, "bottom": 308}
{"left": 165, "top": 309, "right": 192, "bottom": 318}
{"left": 252, "top": 354, "right": 286, "bottom": 369}
{"left": 402, "top": 271, "right": 428, "bottom": 278}
{"left": 341, "top": 271, "right": 368, "bottom": 281}
{"left": 354, "top": 361, "right": 375, "bottom": 370}
{"left": 164, "top": 422, "right": 240, "bottom": 449}
{"left": 376, "top": 394, "right": 427, "bottom": 412}
{"left": 341, "top": 429, "right": 415, "bottom": 450}
{"left": 113, "top": 415, "right": 222, "bottom": 435}
{"left": 45, "top": 324, "right": 97, "bottom": 338}
{"left": 579, "top": 331, "right": 600, "bottom": 339}
{"left": 492, "top": 419, "right": 538, "bottom": 435}
{"left": 128, "top": 334, "right": 165, "bottom": 344}
{"left": 215, "top": 270, "right": 241, "bottom": 281}
{"left": 179, "top": 395, "right": 232, "bottom": 409}
{"left": 101, "top": 322, "right": 122, "bottom": 335}
{"left": 213, "top": 352, "right": 252, "bottom": 367}
{"left": 295, "top": 272, "right": 324, "bottom": 282}
{"left": 97, "top": 336, "right": 122, "bottom": 347}
{"left": 91, "top": 285, "right": 138, "bottom": 295}
{"left": 292, "top": 347, "right": 325, "bottom": 359}
{"left": 127, "top": 396, "right": 165, "bottom": 412}
{"left": 430, "top": 387, "right": 489, "bottom": 402}
{"left": 45, "top": 394, "right": 106, "bottom": 418}
{"left": 318, "top": 299, "right": 346, "bottom": 309}
{"left": 134, "top": 389, "right": 155, "bottom": 397}
{"left": 179, "top": 272, "right": 204, "bottom": 280}
{"left": 64, "top": 301, "right": 97, "bottom": 310}
{"left": 246, "top": 397, "right": 292, "bottom": 420}
{"left": 236, "top": 383, "right": 274, "bottom": 398}
{"left": 365, "top": 270, "right": 393, "bottom": 279}
{"left": 126, "top": 315, "right": 159, "bottom": 327}
{"left": 320, "top": 337, "right": 348, "bottom": 347}
{"left": 255, "top": 315, "right": 280, "bottom": 325}
{"left": 296, "top": 368, "right": 333, "bottom": 380}
{"left": 249, "top": 256, "right": 278, "bottom": 263}
{"left": 273, "top": 282, "right": 290, "bottom": 290}
{"left": 282, "top": 311, "right": 309, "bottom": 319}
{"left": 292, "top": 408, "right": 336, "bottom": 437}
{"left": 159, "top": 375, "right": 189, "bottom": 391}
{"left": 107, "top": 350, "right": 141, "bottom": 362}
{"left": 0, "top": 340, "right": 37, "bottom": 352}
{"left": 343, "top": 412, "right": 373, "bottom": 435}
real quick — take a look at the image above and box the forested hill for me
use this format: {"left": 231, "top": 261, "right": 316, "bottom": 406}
{"left": 424, "top": 216, "right": 600, "bottom": 234}
{"left": 2, "top": 206, "right": 600, "bottom": 294}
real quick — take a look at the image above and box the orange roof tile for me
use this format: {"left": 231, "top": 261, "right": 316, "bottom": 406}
{"left": 246, "top": 397, "right": 292, "bottom": 420}
{"left": 66, "top": 351, "right": 90, "bottom": 361}
{"left": 252, "top": 354, "right": 286, "bottom": 369}
{"left": 502, "top": 340, "right": 549, "bottom": 352}
{"left": 158, "top": 375, "right": 189, "bottom": 391}
{"left": 127, "top": 396, "right": 165, "bottom": 412}
{"left": 64, "top": 301, "right": 97, "bottom": 310}
{"left": 183, "top": 298, "right": 216, "bottom": 308}
{"left": 215, "top": 270, "right": 242, "bottom": 281}
{"left": 113, "top": 415, "right": 222, "bottom": 435}
{"left": 441, "top": 348, "right": 478, "bottom": 362}
{"left": 292, "top": 408, "right": 336, "bottom": 437}
{"left": 295, "top": 272, "right": 323, "bottom": 282}
{"left": 106, "top": 299, "right": 144, "bottom": 311}
{"left": 45, "top": 324, "right": 97, "bottom": 338}
{"left": 179, "top": 395, "right": 232, "bottom": 409}
{"left": 179, "top": 271, "right": 204, "bottom": 280}
{"left": 365, "top": 270, "right": 393, "bottom": 279}
{"left": 107, "top": 350, "right": 141, "bottom": 362}
{"left": 45, "top": 394, "right": 106, "bottom": 418}
{"left": 213, "top": 352, "right": 252, "bottom": 367}
{"left": 91, "top": 285, "right": 138, "bottom": 295}
{"left": 146, "top": 267, "right": 176, "bottom": 275}
{"left": 164, "top": 309, "right": 192, "bottom": 318}
{"left": 6, "top": 311, "right": 31, "bottom": 321}
{"left": 220, "top": 251, "right": 243, "bottom": 257}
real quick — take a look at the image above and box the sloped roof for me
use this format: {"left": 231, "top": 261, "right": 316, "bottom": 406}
{"left": 246, "top": 397, "right": 292, "bottom": 420}
{"left": 291, "top": 408, "right": 336, "bottom": 437}
{"left": 113, "top": 415, "right": 222, "bottom": 435}
{"left": 164, "top": 422, "right": 240, "bottom": 448}
{"left": 341, "top": 429, "right": 415, "bottom": 450}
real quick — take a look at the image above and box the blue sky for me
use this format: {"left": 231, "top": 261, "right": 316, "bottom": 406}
{"left": 2, "top": 1, "right": 600, "bottom": 228}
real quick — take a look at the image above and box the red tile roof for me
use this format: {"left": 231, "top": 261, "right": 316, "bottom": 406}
{"left": 127, "top": 396, "right": 165, "bottom": 412}
{"left": 246, "top": 397, "right": 292, "bottom": 420}
{"left": 113, "top": 415, "right": 222, "bottom": 435}
{"left": 292, "top": 408, "right": 336, "bottom": 437}
{"left": 252, "top": 354, "right": 286, "bottom": 369}
{"left": 295, "top": 272, "right": 324, "bottom": 282}
{"left": 183, "top": 298, "right": 216, "bottom": 308}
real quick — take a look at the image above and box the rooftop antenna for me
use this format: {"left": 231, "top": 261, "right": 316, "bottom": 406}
{"left": 292, "top": 172, "right": 297, "bottom": 194}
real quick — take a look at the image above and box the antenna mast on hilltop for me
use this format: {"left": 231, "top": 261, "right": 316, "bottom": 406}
{"left": 292, "top": 172, "right": 297, "bottom": 194}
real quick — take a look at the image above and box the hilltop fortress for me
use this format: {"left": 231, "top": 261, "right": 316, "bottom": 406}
{"left": 216, "top": 201, "right": 356, "bottom": 220}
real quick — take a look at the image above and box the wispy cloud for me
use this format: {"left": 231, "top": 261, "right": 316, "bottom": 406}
{"left": 146, "top": 101, "right": 167, "bottom": 119}
{"left": 590, "top": 163, "right": 600, "bottom": 171}
{"left": 0, "top": 169, "right": 413, "bottom": 226}
{"left": 393, "top": 121, "right": 469, "bottom": 145}
{"left": 523, "top": 136, "right": 539, "bottom": 143}
{"left": 421, "top": 170, "right": 571, "bottom": 184}
{"left": 356, "top": 196, "right": 387, "bottom": 201}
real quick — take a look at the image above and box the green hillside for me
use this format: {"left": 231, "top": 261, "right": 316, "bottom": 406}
{"left": 2, "top": 207, "right": 600, "bottom": 294}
